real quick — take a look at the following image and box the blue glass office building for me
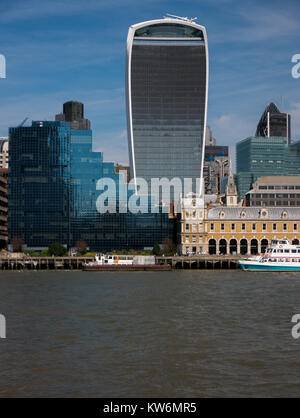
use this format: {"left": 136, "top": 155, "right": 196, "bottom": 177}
{"left": 236, "top": 136, "right": 300, "bottom": 199}
{"left": 8, "top": 121, "right": 71, "bottom": 249}
{"left": 9, "top": 119, "right": 175, "bottom": 251}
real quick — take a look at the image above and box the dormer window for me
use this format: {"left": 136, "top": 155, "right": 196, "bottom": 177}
{"left": 240, "top": 210, "right": 246, "bottom": 219}
{"left": 220, "top": 210, "right": 225, "bottom": 219}
{"left": 260, "top": 209, "right": 268, "bottom": 219}
{"left": 281, "top": 210, "right": 288, "bottom": 219}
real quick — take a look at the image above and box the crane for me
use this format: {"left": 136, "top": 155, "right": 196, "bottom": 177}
{"left": 18, "top": 117, "right": 28, "bottom": 127}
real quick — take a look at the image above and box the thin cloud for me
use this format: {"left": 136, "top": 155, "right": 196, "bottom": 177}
{"left": 212, "top": 6, "right": 299, "bottom": 43}
{"left": 0, "top": 0, "right": 137, "bottom": 23}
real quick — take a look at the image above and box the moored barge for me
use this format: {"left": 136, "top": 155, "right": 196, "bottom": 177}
{"left": 83, "top": 254, "right": 171, "bottom": 271}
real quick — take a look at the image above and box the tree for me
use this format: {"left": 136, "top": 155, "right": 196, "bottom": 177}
{"left": 11, "top": 237, "right": 24, "bottom": 252}
{"left": 47, "top": 242, "right": 67, "bottom": 256}
{"left": 76, "top": 240, "right": 87, "bottom": 255}
{"left": 152, "top": 242, "right": 162, "bottom": 256}
{"left": 162, "top": 238, "right": 177, "bottom": 256}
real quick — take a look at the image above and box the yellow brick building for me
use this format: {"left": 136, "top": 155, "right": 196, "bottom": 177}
{"left": 179, "top": 205, "right": 300, "bottom": 255}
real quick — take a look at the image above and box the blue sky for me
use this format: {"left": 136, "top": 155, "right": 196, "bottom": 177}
{"left": 0, "top": 0, "right": 299, "bottom": 165}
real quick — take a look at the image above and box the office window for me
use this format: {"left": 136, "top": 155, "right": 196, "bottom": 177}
{"left": 210, "top": 223, "right": 214, "bottom": 231}
{"left": 221, "top": 223, "right": 225, "bottom": 231}
{"left": 262, "top": 223, "right": 266, "bottom": 231}
{"left": 283, "top": 223, "right": 287, "bottom": 231}
{"left": 185, "top": 224, "right": 190, "bottom": 231}
{"left": 273, "top": 223, "right": 277, "bottom": 231}
{"left": 294, "top": 224, "right": 297, "bottom": 231}
{"left": 242, "top": 223, "right": 246, "bottom": 231}
{"left": 231, "top": 223, "right": 235, "bottom": 231}
{"left": 252, "top": 223, "right": 256, "bottom": 231}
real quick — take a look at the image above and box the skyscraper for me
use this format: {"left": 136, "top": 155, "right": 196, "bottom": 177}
{"left": 126, "top": 16, "right": 209, "bottom": 199}
{"left": 8, "top": 121, "right": 72, "bottom": 250}
{"left": 55, "top": 100, "right": 91, "bottom": 130}
{"left": 256, "top": 102, "right": 291, "bottom": 144}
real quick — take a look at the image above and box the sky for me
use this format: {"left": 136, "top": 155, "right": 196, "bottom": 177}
{"left": 0, "top": 0, "right": 300, "bottom": 166}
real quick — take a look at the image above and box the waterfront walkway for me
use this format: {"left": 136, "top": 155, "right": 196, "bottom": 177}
{"left": 0, "top": 256, "right": 94, "bottom": 270}
{"left": 0, "top": 255, "right": 244, "bottom": 270}
{"left": 157, "top": 255, "right": 244, "bottom": 269}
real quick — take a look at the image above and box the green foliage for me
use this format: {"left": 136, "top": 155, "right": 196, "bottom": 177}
{"left": 41, "top": 249, "right": 48, "bottom": 256}
{"left": 152, "top": 242, "right": 162, "bottom": 256}
{"left": 84, "top": 253, "right": 96, "bottom": 257}
{"left": 24, "top": 249, "right": 39, "bottom": 257}
{"left": 110, "top": 249, "right": 153, "bottom": 256}
{"left": 47, "top": 242, "right": 67, "bottom": 257}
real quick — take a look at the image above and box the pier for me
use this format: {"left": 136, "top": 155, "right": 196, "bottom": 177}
{"left": 0, "top": 255, "right": 243, "bottom": 270}
{"left": 156, "top": 255, "right": 244, "bottom": 270}
{"left": 0, "top": 256, "right": 94, "bottom": 270}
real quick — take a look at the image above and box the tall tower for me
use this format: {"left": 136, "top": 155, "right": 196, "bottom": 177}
{"left": 226, "top": 164, "right": 238, "bottom": 207}
{"left": 256, "top": 102, "right": 291, "bottom": 144}
{"left": 126, "top": 16, "right": 209, "bottom": 199}
{"left": 55, "top": 101, "right": 91, "bottom": 130}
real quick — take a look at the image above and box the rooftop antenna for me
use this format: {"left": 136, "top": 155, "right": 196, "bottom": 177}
{"left": 165, "top": 13, "right": 198, "bottom": 22}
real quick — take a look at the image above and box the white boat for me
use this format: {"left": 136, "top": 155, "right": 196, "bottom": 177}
{"left": 87, "top": 254, "right": 134, "bottom": 266}
{"left": 238, "top": 239, "right": 300, "bottom": 271}
{"left": 82, "top": 254, "right": 171, "bottom": 271}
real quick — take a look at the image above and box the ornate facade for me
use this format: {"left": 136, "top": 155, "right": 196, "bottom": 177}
{"left": 179, "top": 204, "right": 300, "bottom": 256}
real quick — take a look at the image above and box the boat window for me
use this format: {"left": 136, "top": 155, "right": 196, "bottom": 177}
{"left": 284, "top": 250, "right": 290, "bottom": 253}
{"left": 298, "top": 250, "right": 300, "bottom": 253}
{"left": 292, "top": 250, "right": 297, "bottom": 253}
{"left": 273, "top": 249, "right": 277, "bottom": 253}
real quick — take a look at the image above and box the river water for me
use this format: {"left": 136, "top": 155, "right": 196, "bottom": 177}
{"left": 0, "top": 270, "right": 300, "bottom": 397}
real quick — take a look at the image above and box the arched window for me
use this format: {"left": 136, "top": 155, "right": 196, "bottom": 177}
{"left": 250, "top": 239, "right": 258, "bottom": 255}
{"left": 261, "top": 239, "right": 268, "bottom": 253}
{"left": 229, "top": 239, "right": 237, "bottom": 254}
{"left": 219, "top": 239, "right": 227, "bottom": 255}
{"left": 240, "top": 239, "right": 248, "bottom": 255}
{"left": 208, "top": 239, "right": 217, "bottom": 255}
{"left": 292, "top": 238, "right": 299, "bottom": 245}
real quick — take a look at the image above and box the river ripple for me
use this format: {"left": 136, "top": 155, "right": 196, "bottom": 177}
{"left": 0, "top": 270, "right": 300, "bottom": 397}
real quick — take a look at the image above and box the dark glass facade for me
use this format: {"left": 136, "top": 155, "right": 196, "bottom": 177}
{"left": 256, "top": 102, "right": 291, "bottom": 143}
{"left": 9, "top": 121, "right": 175, "bottom": 251}
{"left": 236, "top": 136, "right": 300, "bottom": 199}
{"left": 8, "top": 121, "right": 71, "bottom": 248}
{"left": 127, "top": 19, "right": 208, "bottom": 198}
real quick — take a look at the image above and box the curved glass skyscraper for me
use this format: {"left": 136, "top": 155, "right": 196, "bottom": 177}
{"left": 126, "top": 17, "right": 209, "bottom": 198}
